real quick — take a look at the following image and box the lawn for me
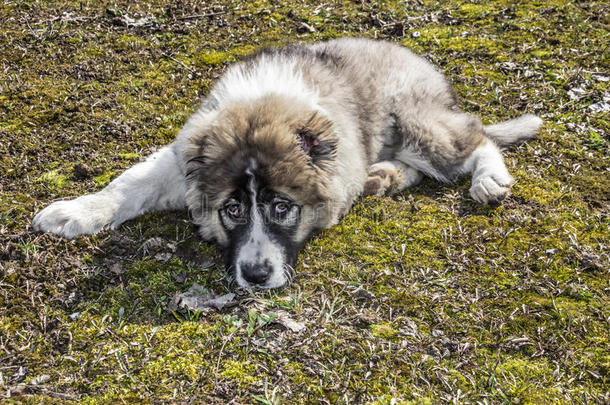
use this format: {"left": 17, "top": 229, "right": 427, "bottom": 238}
{"left": 0, "top": 0, "right": 608, "bottom": 403}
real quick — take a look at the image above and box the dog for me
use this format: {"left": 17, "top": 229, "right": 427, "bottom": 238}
{"left": 32, "top": 38, "right": 542, "bottom": 289}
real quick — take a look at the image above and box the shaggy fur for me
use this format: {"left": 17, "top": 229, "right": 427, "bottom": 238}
{"left": 32, "top": 38, "right": 542, "bottom": 288}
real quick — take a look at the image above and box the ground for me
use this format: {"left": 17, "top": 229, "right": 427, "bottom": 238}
{"left": 0, "top": 0, "right": 608, "bottom": 403}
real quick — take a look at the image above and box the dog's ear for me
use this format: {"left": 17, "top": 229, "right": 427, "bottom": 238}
{"left": 296, "top": 113, "right": 337, "bottom": 165}
{"left": 185, "top": 154, "right": 207, "bottom": 179}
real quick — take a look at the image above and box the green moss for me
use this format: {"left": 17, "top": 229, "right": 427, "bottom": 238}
{"left": 511, "top": 172, "right": 565, "bottom": 205}
{"left": 368, "top": 396, "right": 431, "bottom": 405}
{"left": 118, "top": 152, "right": 140, "bottom": 161}
{"left": 38, "top": 168, "right": 69, "bottom": 190}
{"left": 456, "top": 3, "right": 494, "bottom": 17}
{"left": 494, "top": 357, "right": 560, "bottom": 402}
{"left": 419, "top": 26, "right": 502, "bottom": 55}
{"left": 197, "top": 50, "right": 230, "bottom": 66}
{"left": 93, "top": 170, "right": 115, "bottom": 188}
{"left": 370, "top": 323, "right": 398, "bottom": 340}
{"left": 114, "top": 34, "right": 149, "bottom": 51}
{"left": 144, "top": 352, "right": 205, "bottom": 381}
{"left": 195, "top": 45, "right": 257, "bottom": 66}
{"left": 585, "top": 130, "right": 605, "bottom": 150}
{"left": 531, "top": 49, "right": 552, "bottom": 59}
{"left": 221, "top": 360, "right": 258, "bottom": 386}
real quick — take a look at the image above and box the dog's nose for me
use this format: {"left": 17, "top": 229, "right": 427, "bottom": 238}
{"left": 241, "top": 261, "right": 272, "bottom": 285}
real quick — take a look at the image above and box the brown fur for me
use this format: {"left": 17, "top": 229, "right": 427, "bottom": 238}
{"left": 184, "top": 95, "right": 340, "bottom": 244}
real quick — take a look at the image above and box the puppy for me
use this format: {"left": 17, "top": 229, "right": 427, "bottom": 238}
{"left": 33, "top": 38, "right": 542, "bottom": 288}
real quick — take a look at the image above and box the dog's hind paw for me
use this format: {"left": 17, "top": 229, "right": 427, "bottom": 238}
{"left": 363, "top": 161, "right": 422, "bottom": 197}
{"left": 469, "top": 174, "right": 513, "bottom": 204}
{"left": 32, "top": 194, "right": 114, "bottom": 238}
{"left": 363, "top": 169, "right": 395, "bottom": 196}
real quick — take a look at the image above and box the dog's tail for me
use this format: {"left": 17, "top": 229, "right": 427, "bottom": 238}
{"left": 483, "top": 114, "right": 543, "bottom": 146}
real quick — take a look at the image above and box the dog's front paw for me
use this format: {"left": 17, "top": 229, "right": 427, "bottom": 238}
{"left": 469, "top": 174, "right": 513, "bottom": 204}
{"left": 32, "top": 194, "right": 114, "bottom": 238}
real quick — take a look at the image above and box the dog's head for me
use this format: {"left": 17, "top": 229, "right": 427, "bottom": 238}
{"left": 183, "top": 95, "right": 340, "bottom": 288}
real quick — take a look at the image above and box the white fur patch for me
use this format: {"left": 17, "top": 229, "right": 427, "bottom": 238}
{"left": 461, "top": 140, "right": 513, "bottom": 204}
{"left": 484, "top": 114, "right": 543, "bottom": 145}
{"left": 213, "top": 56, "right": 319, "bottom": 108}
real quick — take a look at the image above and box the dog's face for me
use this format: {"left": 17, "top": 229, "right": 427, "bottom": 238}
{"left": 184, "top": 95, "right": 340, "bottom": 288}
{"left": 219, "top": 162, "right": 304, "bottom": 288}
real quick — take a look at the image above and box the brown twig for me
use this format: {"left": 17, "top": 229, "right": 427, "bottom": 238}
{"left": 213, "top": 328, "right": 237, "bottom": 386}
{"left": 161, "top": 53, "right": 197, "bottom": 74}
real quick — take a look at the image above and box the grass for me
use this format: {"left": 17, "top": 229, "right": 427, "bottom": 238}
{"left": 0, "top": 0, "right": 608, "bottom": 403}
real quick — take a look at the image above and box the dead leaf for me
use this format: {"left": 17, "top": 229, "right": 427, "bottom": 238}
{"left": 13, "top": 366, "right": 27, "bottom": 383}
{"left": 109, "top": 262, "right": 123, "bottom": 275}
{"left": 30, "top": 374, "right": 50, "bottom": 385}
{"left": 567, "top": 87, "right": 587, "bottom": 100}
{"left": 275, "top": 310, "right": 306, "bottom": 333}
{"left": 154, "top": 252, "right": 172, "bottom": 262}
{"left": 168, "top": 283, "right": 236, "bottom": 313}
{"left": 588, "top": 100, "right": 610, "bottom": 113}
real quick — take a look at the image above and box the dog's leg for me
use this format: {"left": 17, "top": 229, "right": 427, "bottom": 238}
{"left": 460, "top": 139, "right": 514, "bottom": 204}
{"left": 363, "top": 160, "right": 423, "bottom": 196}
{"left": 32, "top": 145, "right": 186, "bottom": 238}
{"left": 388, "top": 102, "right": 520, "bottom": 204}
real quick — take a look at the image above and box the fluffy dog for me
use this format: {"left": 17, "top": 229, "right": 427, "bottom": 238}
{"left": 33, "top": 38, "right": 542, "bottom": 288}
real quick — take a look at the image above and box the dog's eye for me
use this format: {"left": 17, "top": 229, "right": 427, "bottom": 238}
{"left": 273, "top": 202, "right": 289, "bottom": 216}
{"left": 226, "top": 203, "right": 242, "bottom": 219}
